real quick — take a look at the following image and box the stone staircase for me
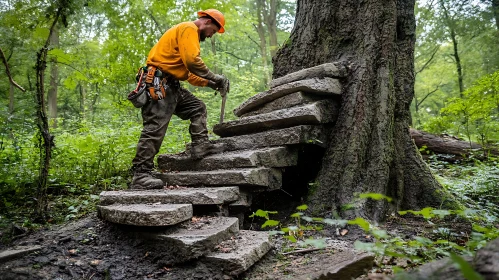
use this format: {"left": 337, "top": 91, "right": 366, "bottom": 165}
{"left": 97, "top": 63, "right": 346, "bottom": 277}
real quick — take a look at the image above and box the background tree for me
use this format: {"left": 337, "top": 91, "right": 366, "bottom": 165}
{"left": 273, "top": 0, "right": 453, "bottom": 220}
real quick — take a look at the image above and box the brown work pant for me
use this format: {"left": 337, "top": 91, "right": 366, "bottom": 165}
{"left": 132, "top": 86, "right": 208, "bottom": 173}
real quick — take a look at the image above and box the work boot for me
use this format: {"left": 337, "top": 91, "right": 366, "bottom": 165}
{"left": 130, "top": 172, "right": 164, "bottom": 190}
{"left": 190, "top": 140, "right": 224, "bottom": 159}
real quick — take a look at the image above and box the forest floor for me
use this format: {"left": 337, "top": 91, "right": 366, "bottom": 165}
{"left": 0, "top": 157, "right": 494, "bottom": 279}
{"left": 0, "top": 207, "right": 473, "bottom": 280}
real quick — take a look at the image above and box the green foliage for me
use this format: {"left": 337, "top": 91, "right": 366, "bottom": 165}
{"left": 0, "top": 0, "right": 296, "bottom": 226}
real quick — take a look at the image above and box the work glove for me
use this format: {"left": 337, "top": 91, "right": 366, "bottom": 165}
{"left": 207, "top": 80, "right": 219, "bottom": 90}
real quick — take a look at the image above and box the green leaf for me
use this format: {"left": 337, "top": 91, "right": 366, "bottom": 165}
{"left": 302, "top": 216, "right": 313, "bottom": 222}
{"left": 358, "top": 193, "right": 393, "bottom": 202}
{"left": 261, "top": 220, "right": 280, "bottom": 228}
{"left": 348, "top": 217, "right": 370, "bottom": 231}
{"left": 372, "top": 229, "right": 389, "bottom": 239}
{"left": 290, "top": 212, "right": 303, "bottom": 218}
{"left": 299, "top": 238, "right": 326, "bottom": 249}
{"left": 296, "top": 204, "right": 308, "bottom": 211}
{"left": 284, "top": 235, "right": 297, "bottom": 243}
{"left": 432, "top": 209, "right": 452, "bottom": 218}
{"left": 449, "top": 253, "right": 484, "bottom": 280}
{"left": 323, "top": 219, "right": 348, "bottom": 226}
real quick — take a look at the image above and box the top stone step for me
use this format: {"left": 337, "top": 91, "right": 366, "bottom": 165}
{"left": 270, "top": 62, "right": 347, "bottom": 89}
{"left": 234, "top": 77, "right": 341, "bottom": 117}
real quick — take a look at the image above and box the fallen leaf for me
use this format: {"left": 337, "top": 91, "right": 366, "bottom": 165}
{"left": 340, "top": 229, "right": 349, "bottom": 236}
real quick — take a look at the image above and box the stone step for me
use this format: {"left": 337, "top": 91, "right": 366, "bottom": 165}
{"left": 136, "top": 216, "right": 240, "bottom": 265}
{"left": 234, "top": 77, "right": 341, "bottom": 117}
{"left": 270, "top": 62, "right": 347, "bottom": 89}
{"left": 97, "top": 203, "right": 192, "bottom": 226}
{"left": 203, "top": 230, "right": 272, "bottom": 276}
{"left": 158, "top": 147, "right": 297, "bottom": 171}
{"left": 155, "top": 168, "right": 282, "bottom": 190}
{"left": 241, "top": 91, "right": 331, "bottom": 118}
{"left": 99, "top": 187, "right": 240, "bottom": 206}
{"left": 0, "top": 246, "right": 44, "bottom": 263}
{"left": 214, "top": 100, "right": 338, "bottom": 137}
{"left": 200, "top": 125, "right": 326, "bottom": 154}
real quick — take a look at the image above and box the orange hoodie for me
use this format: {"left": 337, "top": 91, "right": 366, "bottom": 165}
{"left": 146, "top": 22, "right": 214, "bottom": 87}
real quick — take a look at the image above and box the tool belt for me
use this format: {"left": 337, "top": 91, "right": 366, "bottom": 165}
{"left": 127, "top": 66, "right": 179, "bottom": 108}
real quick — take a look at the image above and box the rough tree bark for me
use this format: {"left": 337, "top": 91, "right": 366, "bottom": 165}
{"left": 255, "top": 0, "right": 270, "bottom": 85}
{"left": 273, "top": 0, "right": 454, "bottom": 220}
{"left": 493, "top": 0, "right": 499, "bottom": 31}
{"left": 440, "top": 1, "right": 464, "bottom": 96}
{"left": 48, "top": 23, "right": 59, "bottom": 128}
{"left": 34, "top": 11, "right": 61, "bottom": 220}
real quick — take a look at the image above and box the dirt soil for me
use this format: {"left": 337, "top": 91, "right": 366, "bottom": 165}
{"left": 0, "top": 213, "right": 472, "bottom": 280}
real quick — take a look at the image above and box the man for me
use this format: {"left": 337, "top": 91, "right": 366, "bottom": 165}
{"left": 129, "top": 9, "right": 228, "bottom": 189}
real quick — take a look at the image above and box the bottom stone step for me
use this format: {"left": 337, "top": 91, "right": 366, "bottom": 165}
{"left": 135, "top": 216, "right": 240, "bottom": 265}
{"left": 97, "top": 204, "right": 192, "bottom": 226}
{"left": 203, "top": 230, "right": 271, "bottom": 276}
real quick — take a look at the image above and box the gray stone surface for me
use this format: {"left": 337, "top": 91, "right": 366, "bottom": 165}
{"left": 99, "top": 187, "right": 240, "bottom": 206}
{"left": 210, "top": 125, "right": 327, "bottom": 152}
{"left": 270, "top": 63, "right": 347, "bottom": 89}
{"left": 158, "top": 147, "right": 297, "bottom": 171}
{"left": 394, "top": 237, "right": 499, "bottom": 280}
{"left": 229, "top": 191, "right": 252, "bottom": 208}
{"left": 312, "top": 253, "right": 374, "bottom": 280}
{"left": 215, "top": 100, "right": 338, "bottom": 137}
{"left": 203, "top": 230, "right": 272, "bottom": 276}
{"left": 241, "top": 91, "right": 330, "bottom": 117}
{"left": 0, "top": 246, "right": 43, "bottom": 263}
{"left": 136, "top": 216, "right": 240, "bottom": 265}
{"left": 296, "top": 252, "right": 374, "bottom": 280}
{"left": 234, "top": 77, "right": 341, "bottom": 117}
{"left": 155, "top": 168, "right": 282, "bottom": 190}
{"left": 97, "top": 203, "right": 192, "bottom": 226}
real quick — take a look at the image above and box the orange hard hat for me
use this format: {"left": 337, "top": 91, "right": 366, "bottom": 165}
{"left": 197, "top": 9, "right": 225, "bottom": 33}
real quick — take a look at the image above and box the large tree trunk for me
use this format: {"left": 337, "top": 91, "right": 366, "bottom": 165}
{"left": 493, "top": 0, "right": 499, "bottom": 31}
{"left": 440, "top": 1, "right": 464, "bottom": 96}
{"left": 48, "top": 23, "right": 59, "bottom": 128}
{"left": 263, "top": 0, "right": 278, "bottom": 57}
{"left": 255, "top": 0, "right": 270, "bottom": 86}
{"left": 273, "top": 0, "right": 452, "bottom": 220}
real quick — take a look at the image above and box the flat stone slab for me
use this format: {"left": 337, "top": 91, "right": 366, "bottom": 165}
{"left": 241, "top": 91, "right": 330, "bottom": 117}
{"left": 97, "top": 203, "right": 192, "bottom": 226}
{"left": 215, "top": 100, "right": 338, "bottom": 137}
{"left": 0, "top": 246, "right": 43, "bottom": 263}
{"left": 296, "top": 252, "right": 374, "bottom": 280}
{"left": 156, "top": 168, "right": 282, "bottom": 190}
{"left": 158, "top": 147, "right": 297, "bottom": 171}
{"left": 136, "top": 216, "right": 240, "bottom": 265}
{"left": 234, "top": 77, "right": 341, "bottom": 117}
{"left": 270, "top": 62, "right": 347, "bottom": 88}
{"left": 212, "top": 125, "right": 327, "bottom": 152}
{"left": 203, "top": 230, "right": 272, "bottom": 276}
{"left": 99, "top": 187, "right": 240, "bottom": 206}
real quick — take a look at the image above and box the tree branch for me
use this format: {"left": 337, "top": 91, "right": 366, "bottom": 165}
{"left": 415, "top": 46, "right": 439, "bottom": 75}
{"left": 0, "top": 47, "right": 26, "bottom": 92}
{"left": 418, "top": 83, "right": 443, "bottom": 107}
{"left": 223, "top": 51, "right": 250, "bottom": 62}
{"left": 244, "top": 32, "right": 261, "bottom": 48}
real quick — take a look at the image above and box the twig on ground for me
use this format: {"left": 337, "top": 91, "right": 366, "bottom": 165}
{"left": 282, "top": 248, "right": 323, "bottom": 255}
